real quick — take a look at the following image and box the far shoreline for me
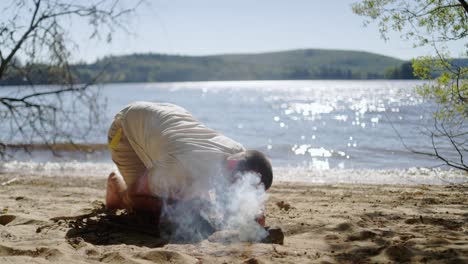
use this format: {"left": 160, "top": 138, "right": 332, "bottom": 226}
{"left": 0, "top": 79, "right": 426, "bottom": 88}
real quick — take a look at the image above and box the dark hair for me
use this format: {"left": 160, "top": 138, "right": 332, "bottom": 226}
{"left": 235, "top": 150, "right": 273, "bottom": 190}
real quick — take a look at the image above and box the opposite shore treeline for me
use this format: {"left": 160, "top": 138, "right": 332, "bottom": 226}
{"left": 0, "top": 49, "right": 434, "bottom": 85}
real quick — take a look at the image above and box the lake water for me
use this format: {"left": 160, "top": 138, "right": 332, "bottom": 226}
{"left": 1, "top": 80, "right": 466, "bottom": 184}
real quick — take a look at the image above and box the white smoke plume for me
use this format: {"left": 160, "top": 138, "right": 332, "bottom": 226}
{"left": 159, "top": 171, "right": 268, "bottom": 243}
{"left": 212, "top": 171, "right": 268, "bottom": 241}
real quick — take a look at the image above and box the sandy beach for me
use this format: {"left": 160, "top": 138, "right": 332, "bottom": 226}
{"left": 0, "top": 172, "right": 467, "bottom": 264}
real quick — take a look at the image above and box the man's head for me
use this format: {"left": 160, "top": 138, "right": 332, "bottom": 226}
{"left": 227, "top": 150, "right": 273, "bottom": 190}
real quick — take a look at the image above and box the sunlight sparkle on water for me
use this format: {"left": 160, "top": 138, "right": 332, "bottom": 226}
{"left": 2, "top": 80, "right": 444, "bottom": 172}
{"left": 290, "top": 102, "right": 334, "bottom": 116}
{"left": 334, "top": 115, "right": 348, "bottom": 122}
{"left": 292, "top": 145, "right": 333, "bottom": 158}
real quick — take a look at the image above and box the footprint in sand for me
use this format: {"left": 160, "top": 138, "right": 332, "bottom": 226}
{"left": 385, "top": 244, "right": 414, "bottom": 262}
{"left": 0, "top": 214, "right": 47, "bottom": 226}
{"left": 0, "top": 244, "right": 65, "bottom": 261}
{"left": 135, "top": 249, "right": 199, "bottom": 264}
{"left": 333, "top": 222, "right": 353, "bottom": 232}
{"left": 346, "top": 230, "right": 377, "bottom": 241}
{"left": 0, "top": 215, "right": 16, "bottom": 226}
{"left": 404, "top": 217, "right": 464, "bottom": 230}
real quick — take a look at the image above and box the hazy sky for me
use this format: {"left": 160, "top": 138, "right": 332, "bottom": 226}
{"left": 69, "top": 0, "right": 465, "bottom": 62}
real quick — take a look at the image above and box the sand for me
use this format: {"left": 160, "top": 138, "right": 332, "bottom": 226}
{"left": 0, "top": 173, "right": 467, "bottom": 264}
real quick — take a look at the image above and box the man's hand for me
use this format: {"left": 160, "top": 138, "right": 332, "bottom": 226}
{"left": 255, "top": 212, "right": 266, "bottom": 227}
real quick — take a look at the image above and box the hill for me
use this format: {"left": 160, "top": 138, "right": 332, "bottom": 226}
{"left": 75, "top": 49, "right": 406, "bottom": 83}
{"left": 1, "top": 49, "right": 418, "bottom": 85}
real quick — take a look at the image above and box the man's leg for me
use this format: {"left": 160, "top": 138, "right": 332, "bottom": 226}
{"left": 106, "top": 115, "right": 167, "bottom": 219}
{"left": 106, "top": 170, "right": 164, "bottom": 215}
{"left": 128, "top": 171, "right": 166, "bottom": 214}
{"left": 107, "top": 117, "right": 146, "bottom": 209}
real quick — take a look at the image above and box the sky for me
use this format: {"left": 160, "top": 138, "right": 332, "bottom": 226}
{"left": 11, "top": 0, "right": 468, "bottom": 62}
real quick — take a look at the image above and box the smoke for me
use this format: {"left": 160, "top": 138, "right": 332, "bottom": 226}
{"left": 158, "top": 198, "right": 216, "bottom": 243}
{"left": 213, "top": 172, "right": 268, "bottom": 241}
{"left": 158, "top": 171, "right": 268, "bottom": 243}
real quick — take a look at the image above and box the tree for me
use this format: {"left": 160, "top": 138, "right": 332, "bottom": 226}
{"left": 0, "top": 0, "right": 140, "bottom": 157}
{"left": 384, "top": 62, "right": 416, "bottom": 79}
{"left": 352, "top": 0, "right": 467, "bottom": 171}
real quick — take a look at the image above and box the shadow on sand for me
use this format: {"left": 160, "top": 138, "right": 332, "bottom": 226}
{"left": 47, "top": 201, "right": 215, "bottom": 248}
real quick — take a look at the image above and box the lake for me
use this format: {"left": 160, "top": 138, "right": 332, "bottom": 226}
{"left": 1, "top": 80, "right": 466, "bottom": 184}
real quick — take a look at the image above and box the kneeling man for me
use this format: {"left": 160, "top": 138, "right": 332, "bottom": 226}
{"left": 106, "top": 101, "right": 273, "bottom": 226}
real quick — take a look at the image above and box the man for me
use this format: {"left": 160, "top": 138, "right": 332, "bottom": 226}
{"left": 105, "top": 101, "right": 273, "bottom": 226}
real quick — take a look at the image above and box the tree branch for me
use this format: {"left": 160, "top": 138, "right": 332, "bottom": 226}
{"left": 458, "top": 0, "right": 468, "bottom": 13}
{"left": 0, "top": 0, "right": 140, "bottom": 158}
{"left": 440, "top": 122, "right": 467, "bottom": 169}
{"left": 0, "top": 1, "right": 42, "bottom": 78}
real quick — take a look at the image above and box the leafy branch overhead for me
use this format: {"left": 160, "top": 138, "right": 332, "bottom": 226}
{"left": 352, "top": 0, "right": 468, "bottom": 46}
{"left": 353, "top": 0, "right": 467, "bottom": 171}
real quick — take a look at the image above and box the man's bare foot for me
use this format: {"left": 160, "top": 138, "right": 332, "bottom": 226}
{"left": 106, "top": 172, "right": 129, "bottom": 209}
{"left": 106, "top": 171, "right": 161, "bottom": 214}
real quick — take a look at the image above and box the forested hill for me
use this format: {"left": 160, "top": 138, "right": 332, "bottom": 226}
{"left": 76, "top": 49, "right": 411, "bottom": 82}
{"left": 1, "top": 49, "right": 418, "bottom": 85}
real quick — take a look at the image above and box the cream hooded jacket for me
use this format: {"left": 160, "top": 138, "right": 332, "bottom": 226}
{"left": 114, "top": 101, "right": 245, "bottom": 200}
